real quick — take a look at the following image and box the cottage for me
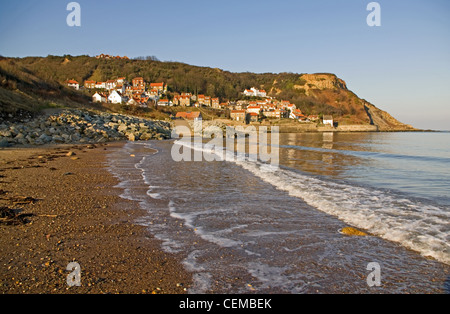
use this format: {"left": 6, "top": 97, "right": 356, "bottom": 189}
{"left": 158, "top": 99, "right": 170, "bottom": 106}
{"left": 92, "top": 92, "right": 107, "bottom": 103}
{"left": 106, "top": 80, "right": 117, "bottom": 90}
{"left": 323, "top": 115, "right": 334, "bottom": 126}
{"left": 230, "top": 110, "right": 246, "bottom": 122}
{"left": 179, "top": 95, "right": 191, "bottom": 106}
{"left": 108, "top": 90, "right": 124, "bottom": 104}
{"left": 211, "top": 98, "right": 220, "bottom": 109}
{"left": 116, "top": 77, "right": 126, "bottom": 85}
{"left": 246, "top": 106, "right": 261, "bottom": 114}
{"left": 176, "top": 112, "right": 202, "bottom": 121}
{"left": 84, "top": 80, "right": 96, "bottom": 89}
{"left": 243, "top": 87, "right": 267, "bottom": 98}
{"left": 290, "top": 109, "right": 305, "bottom": 120}
{"left": 95, "top": 82, "right": 106, "bottom": 89}
{"left": 150, "top": 82, "right": 165, "bottom": 93}
{"left": 249, "top": 112, "right": 259, "bottom": 122}
{"left": 264, "top": 109, "right": 282, "bottom": 119}
{"left": 67, "top": 80, "right": 79, "bottom": 90}
{"left": 132, "top": 77, "right": 145, "bottom": 90}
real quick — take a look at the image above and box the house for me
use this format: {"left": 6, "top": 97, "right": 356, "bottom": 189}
{"left": 92, "top": 92, "right": 108, "bottom": 103}
{"left": 230, "top": 110, "right": 246, "bottom": 122}
{"left": 179, "top": 95, "right": 191, "bottom": 107}
{"left": 132, "top": 77, "right": 145, "bottom": 89}
{"left": 106, "top": 80, "right": 117, "bottom": 90}
{"left": 197, "top": 95, "right": 205, "bottom": 105}
{"left": 67, "top": 80, "right": 79, "bottom": 90}
{"left": 150, "top": 82, "right": 165, "bottom": 93}
{"left": 95, "top": 82, "right": 106, "bottom": 89}
{"left": 116, "top": 77, "right": 126, "bottom": 85}
{"left": 290, "top": 109, "right": 304, "bottom": 120}
{"left": 264, "top": 109, "right": 282, "bottom": 119}
{"left": 249, "top": 112, "right": 259, "bottom": 122}
{"left": 115, "top": 85, "right": 125, "bottom": 94}
{"left": 108, "top": 90, "right": 124, "bottom": 104}
{"left": 323, "top": 115, "right": 334, "bottom": 126}
{"left": 176, "top": 112, "right": 202, "bottom": 121}
{"left": 243, "top": 87, "right": 267, "bottom": 98}
{"left": 158, "top": 98, "right": 170, "bottom": 106}
{"left": 211, "top": 98, "right": 220, "bottom": 109}
{"left": 84, "top": 80, "right": 96, "bottom": 89}
{"left": 246, "top": 106, "right": 261, "bottom": 114}
{"left": 204, "top": 96, "right": 211, "bottom": 107}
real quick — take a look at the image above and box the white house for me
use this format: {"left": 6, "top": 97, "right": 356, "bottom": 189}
{"left": 108, "top": 90, "right": 124, "bottom": 104}
{"left": 243, "top": 87, "right": 267, "bottom": 98}
{"left": 157, "top": 99, "right": 171, "bottom": 106}
{"left": 92, "top": 92, "right": 107, "bottom": 103}
{"left": 95, "top": 82, "right": 106, "bottom": 89}
{"left": 246, "top": 105, "right": 261, "bottom": 114}
{"left": 323, "top": 115, "right": 334, "bottom": 126}
{"left": 106, "top": 80, "right": 117, "bottom": 90}
{"left": 67, "top": 80, "right": 79, "bottom": 90}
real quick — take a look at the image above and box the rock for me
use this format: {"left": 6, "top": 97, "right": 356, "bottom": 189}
{"left": 117, "top": 124, "right": 128, "bottom": 133}
{"left": 126, "top": 133, "right": 137, "bottom": 142}
{"left": 66, "top": 151, "right": 76, "bottom": 157}
{"left": 0, "top": 129, "right": 12, "bottom": 137}
{"left": 339, "top": 227, "right": 368, "bottom": 236}
{"left": 0, "top": 138, "right": 11, "bottom": 148}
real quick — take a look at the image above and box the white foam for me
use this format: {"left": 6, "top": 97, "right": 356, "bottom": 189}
{"left": 175, "top": 140, "right": 450, "bottom": 265}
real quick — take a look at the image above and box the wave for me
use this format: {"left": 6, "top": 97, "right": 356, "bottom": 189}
{"left": 175, "top": 140, "right": 450, "bottom": 265}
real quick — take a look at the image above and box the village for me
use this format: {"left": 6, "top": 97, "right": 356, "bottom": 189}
{"left": 66, "top": 77, "right": 334, "bottom": 126}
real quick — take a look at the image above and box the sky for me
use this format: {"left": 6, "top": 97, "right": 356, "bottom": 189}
{"left": 0, "top": 0, "right": 449, "bottom": 130}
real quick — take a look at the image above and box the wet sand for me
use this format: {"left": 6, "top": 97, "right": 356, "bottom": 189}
{"left": 0, "top": 142, "right": 192, "bottom": 294}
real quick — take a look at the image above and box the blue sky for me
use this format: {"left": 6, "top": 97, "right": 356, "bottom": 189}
{"left": 0, "top": 0, "right": 449, "bottom": 130}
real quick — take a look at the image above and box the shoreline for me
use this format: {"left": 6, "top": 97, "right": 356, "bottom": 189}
{"left": 0, "top": 141, "right": 192, "bottom": 294}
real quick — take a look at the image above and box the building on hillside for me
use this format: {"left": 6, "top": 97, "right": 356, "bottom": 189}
{"left": 132, "top": 77, "right": 145, "bottom": 90}
{"left": 264, "top": 109, "right": 282, "bottom": 119}
{"left": 116, "top": 77, "right": 126, "bottom": 85}
{"left": 157, "top": 99, "right": 170, "bottom": 106}
{"left": 230, "top": 110, "right": 247, "bottom": 122}
{"left": 323, "top": 115, "right": 334, "bottom": 126}
{"left": 197, "top": 94, "right": 205, "bottom": 105}
{"left": 67, "top": 80, "right": 79, "bottom": 90}
{"left": 106, "top": 80, "right": 117, "bottom": 90}
{"left": 246, "top": 106, "right": 261, "bottom": 114}
{"left": 243, "top": 87, "right": 267, "bottom": 98}
{"left": 179, "top": 95, "right": 191, "bottom": 106}
{"left": 150, "top": 82, "right": 165, "bottom": 93}
{"left": 108, "top": 90, "right": 124, "bottom": 104}
{"left": 176, "top": 112, "right": 203, "bottom": 121}
{"left": 95, "top": 82, "right": 106, "bottom": 89}
{"left": 92, "top": 92, "right": 108, "bottom": 103}
{"left": 248, "top": 112, "right": 259, "bottom": 122}
{"left": 204, "top": 96, "right": 211, "bottom": 107}
{"left": 211, "top": 98, "right": 220, "bottom": 109}
{"left": 84, "top": 80, "right": 96, "bottom": 89}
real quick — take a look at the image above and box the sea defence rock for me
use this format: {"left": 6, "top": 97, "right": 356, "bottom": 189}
{"left": 0, "top": 109, "right": 172, "bottom": 147}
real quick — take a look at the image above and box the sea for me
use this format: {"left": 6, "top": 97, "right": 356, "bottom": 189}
{"left": 107, "top": 131, "right": 450, "bottom": 294}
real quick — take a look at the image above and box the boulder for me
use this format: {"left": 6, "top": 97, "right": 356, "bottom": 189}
{"left": 339, "top": 227, "right": 368, "bottom": 236}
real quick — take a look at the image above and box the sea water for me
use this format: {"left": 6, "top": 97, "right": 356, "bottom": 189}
{"left": 107, "top": 132, "right": 449, "bottom": 293}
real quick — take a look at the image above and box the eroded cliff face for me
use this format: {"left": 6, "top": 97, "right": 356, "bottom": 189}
{"left": 363, "top": 101, "right": 416, "bottom": 131}
{"left": 292, "top": 73, "right": 417, "bottom": 131}
{"left": 298, "top": 73, "right": 348, "bottom": 93}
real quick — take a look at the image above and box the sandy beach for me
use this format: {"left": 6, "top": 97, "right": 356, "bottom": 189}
{"left": 0, "top": 142, "right": 192, "bottom": 294}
